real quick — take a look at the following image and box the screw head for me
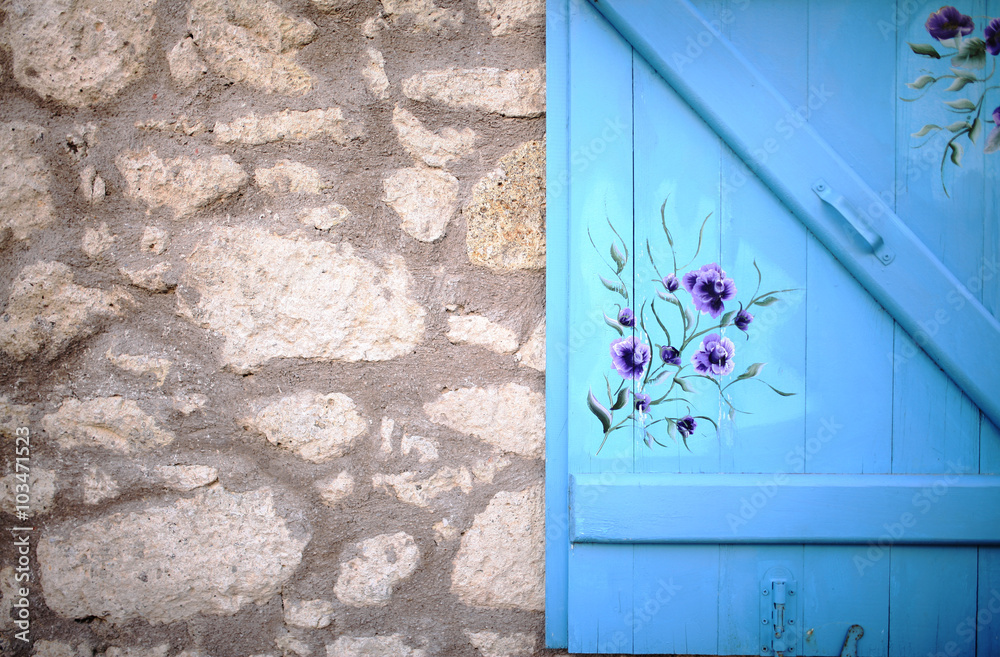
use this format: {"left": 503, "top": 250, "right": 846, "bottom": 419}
{"left": 762, "top": 647, "right": 769, "bottom": 654}
{"left": 789, "top": 619, "right": 794, "bottom": 625}
{"left": 763, "top": 589, "right": 769, "bottom": 596}
{"left": 762, "top": 619, "right": 768, "bottom": 625}
{"left": 788, "top": 590, "right": 795, "bottom": 596}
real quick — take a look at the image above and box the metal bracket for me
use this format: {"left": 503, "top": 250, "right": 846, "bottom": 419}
{"left": 839, "top": 624, "right": 864, "bottom": 657}
{"left": 813, "top": 179, "right": 895, "bottom": 265}
{"left": 760, "top": 567, "right": 799, "bottom": 655}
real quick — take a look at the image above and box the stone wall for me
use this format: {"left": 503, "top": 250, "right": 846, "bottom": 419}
{"left": 0, "top": 1, "right": 549, "bottom": 655}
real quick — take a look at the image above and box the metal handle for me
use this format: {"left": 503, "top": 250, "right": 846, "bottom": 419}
{"left": 813, "top": 180, "right": 894, "bottom": 265}
{"left": 839, "top": 624, "right": 864, "bottom": 657}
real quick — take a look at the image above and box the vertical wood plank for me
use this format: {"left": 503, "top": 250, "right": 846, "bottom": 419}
{"left": 565, "top": 0, "right": 635, "bottom": 651}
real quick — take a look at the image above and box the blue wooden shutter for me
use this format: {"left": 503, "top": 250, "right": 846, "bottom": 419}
{"left": 546, "top": 1, "right": 1000, "bottom": 655}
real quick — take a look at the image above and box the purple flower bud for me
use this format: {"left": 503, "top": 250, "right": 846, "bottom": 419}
{"left": 735, "top": 308, "right": 754, "bottom": 332}
{"left": 663, "top": 273, "right": 679, "bottom": 292}
{"left": 986, "top": 18, "right": 1000, "bottom": 55}
{"left": 618, "top": 307, "right": 636, "bottom": 327}
{"left": 660, "top": 345, "right": 681, "bottom": 366}
{"left": 610, "top": 336, "right": 651, "bottom": 380}
{"left": 633, "top": 391, "right": 651, "bottom": 413}
{"left": 691, "top": 333, "right": 736, "bottom": 377}
{"left": 925, "top": 6, "right": 974, "bottom": 41}
{"left": 677, "top": 415, "right": 697, "bottom": 439}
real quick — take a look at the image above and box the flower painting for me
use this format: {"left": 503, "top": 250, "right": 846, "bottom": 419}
{"left": 586, "top": 199, "right": 795, "bottom": 453}
{"left": 905, "top": 6, "right": 1000, "bottom": 194}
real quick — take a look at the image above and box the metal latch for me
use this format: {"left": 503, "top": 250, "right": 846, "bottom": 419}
{"left": 760, "top": 568, "right": 798, "bottom": 655}
{"left": 840, "top": 624, "right": 864, "bottom": 657}
{"left": 813, "top": 179, "right": 895, "bottom": 265}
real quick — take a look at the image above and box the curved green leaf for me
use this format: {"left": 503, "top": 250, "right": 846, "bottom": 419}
{"left": 694, "top": 415, "right": 719, "bottom": 431}
{"left": 610, "top": 242, "right": 627, "bottom": 274}
{"left": 734, "top": 362, "right": 766, "bottom": 383}
{"left": 912, "top": 124, "right": 943, "bottom": 137}
{"left": 587, "top": 389, "right": 613, "bottom": 434}
{"left": 600, "top": 274, "right": 627, "bottom": 298}
{"left": 673, "top": 376, "right": 695, "bottom": 393}
{"left": 945, "top": 76, "right": 972, "bottom": 91}
{"left": 604, "top": 312, "right": 624, "bottom": 336}
{"left": 908, "top": 42, "right": 941, "bottom": 58}
{"left": 757, "top": 380, "right": 796, "bottom": 397}
{"left": 907, "top": 74, "right": 937, "bottom": 89}
{"left": 753, "top": 295, "right": 782, "bottom": 307}
{"left": 952, "top": 37, "right": 986, "bottom": 69}
{"left": 945, "top": 98, "right": 977, "bottom": 111}
{"left": 969, "top": 117, "right": 984, "bottom": 144}
{"left": 720, "top": 309, "right": 737, "bottom": 327}
{"left": 610, "top": 386, "right": 630, "bottom": 411}
{"left": 946, "top": 120, "right": 971, "bottom": 133}
{"left": 950, "top": 141, "right": 964, "bottom": 166}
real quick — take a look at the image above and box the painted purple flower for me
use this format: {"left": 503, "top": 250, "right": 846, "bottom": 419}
{"left": 735, "top": 308, "right": 754, "bottom": 332}
{"left": 663, "top": 273, "right": 679, "bottom": 292}
{"left": 987, "top": 106, "right": 1000, "bottom": 154}
{"left": 691, "top": 333, "right": 736, "bottom": 377}
{"left": 633, "top": 391, "right": 651, "bottom": 413}
{"left": 925, "top": 6, "right": 974, "bottom": 41}
{"left": 987, "top": 18, "right": 1000, "bottom": 56}
{"left": 682, "top": 263, "right": 736, "bottom": 319}
{"left": 618, "top": 307, "right": 636, "bottom": 327}
{"left": 610, "top": 336, "right": 651, "bottom": 380}
{"left": 677, "top": 415, "right": 697, "bottom": 440}
{"left": 660, "top": 345, "right": 681, "bottom": 366}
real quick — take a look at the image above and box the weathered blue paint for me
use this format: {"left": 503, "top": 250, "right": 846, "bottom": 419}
{"left": 570, "top": 473, "right": 1000, "bottom": 544}
{"left": 546, "top": 1, "right": 1000, "bottom": 654}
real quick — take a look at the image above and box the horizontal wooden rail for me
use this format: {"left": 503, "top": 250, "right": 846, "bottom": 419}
{"left": 570, "top": 473, "right": 1000, "bottom": 544}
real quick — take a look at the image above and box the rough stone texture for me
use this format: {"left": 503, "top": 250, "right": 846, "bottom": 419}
{"left": 383, "top": 167, "right": 459, "bottom": 242}
{"left": 363, "top": 48, "right": 391, "bottom": 100}
{"left": 119, "top": 262, "right": 177, "bottom": 293}
{"left": 299, "top": 204, "right": 352, "bottom": 230}
{"left": 0, "top": 122, "right": 55, "bottom": 241}
{"left": 392, "top": 106, "right": 476, "bottom": 168}
{"left": 188, "top": 0, "right": 317, "bottom": 96}
{"left": 334, "top": 531, "right": 419, "bottom": 606}
{"left": 106, "top": 349, "right": 172, "bottom": 386}
{"left": 380, "top": 0, "right": 464, "bottom": 34}
{"left": 424, "top": 383, "right": 544, "bottom": 458}
{"left": 0, "top": 262, "right": 131, "bottom": 361}
{"left": 477, "top": 0, "right": 545, "bottom": 36}
{"left": 1, "top": 3, "right": 545, "bottom": 653}
{"left": 466, "top": 630, "right": 538, "bottom": 657}
{"left": 116, "top": 150, "right": 248, "bottom": 218}
{"left": 43, "top": 396, "right": 174, "bottom": 453}
{"left": 168, "top": 36, "right": 209, "bottom": 87}
{"left": 466, "top": 140, "right": 546, "bottom": 270}
{"left": 447, "top": 315, "right": 519, "bottom": 354}
{"left": 0, "top": 466, "right": 57, "bottom": 515}
{"left": 82, "top": 467, "right": 120, "bottom": 505}
{"left": 214, "top": 109, "right": 363, "bottom": 146}
{"left": 283, "top": 598, "right": 336, "bottom": 629}
{"left": 517, "top": 318, "right": 545, "bottom": 371}
{"left": 1, "top": 0, "right": 158, "bottom": 106}
{"left": 403, "top": 68, "right": 545, "bottom": 117}
{"left": 38, "top": 487, "right": 309, "bottom": 624}
{"left": 401, "top": 433, "right": 439, "bottom": 462}
{"left": 451, "top": 486, "right": 544, "bottom": 611}
{"left": 141, "top": 226, "right": 170, "bottom": 255}
{"left": 326, "top": 636, "right": 426, "bottom": 657}
{"left": 154, "top": 465, "right": 219, "bottom": 491}
{"left": 177, "top": 227, "right": 426, "bottom": 372}
{"left": 256, "top": 160, "right": 324, "bottom": 195}
{"left": 244, "top": 391, "right": 367, "bottom": 463}
{"left": 82, "top": 223, "right": 116, "bottom": 258}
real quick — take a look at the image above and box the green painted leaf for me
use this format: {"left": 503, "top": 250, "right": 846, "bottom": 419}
{"left": 970, "top": 117, "right": 984, "bottom": 143}
{"left": 758, "top": 380, "right": 796, "bottom": 397}
{"left": 659, "top": 198, "right": 674, "bottom": 247}
{"left": 694, "top": 414, "right": 719, "bottom": 431}
{"left": 651, "top": 369, "right": 674, "bottom": 386}
{"left": 587, "top": 388, "right": 612, "bottom": 434}
{"left": 604, "top": 312, "right": 624, "bottom": 336}
{"left": 720, "top": 309, "right": 737, "bottom": 327}
{"left": 599, "top": 275, "right": 627, "bottom": 298}
{"left": 945, "top": 98, "right": 977, "bottom": 110}
{"left": 753, "top": 295, "right": 782, "bottom": 307}
{"left": 674, "top": 376, "right": 694, "bottom": 393}
{"left": 610, "top": 242, "right": 627, "bottom": 273}
{"left": 945, "top": 76, "right": 972, "bottom": 91}
{"left": 610, "top": 387, "right": 630, "bottom": 411}
{"left": 908, "top": 42, "right": 941, "bottom": 58}
{"left": 952, "top": 37, "right": 987, "bottom": 69}
{"left": 946, "top": 120, "right": 971, "bottom": 133}
{"left": 734, "top": 362, "right": 766, "bottom": 383}
{"left": 657, "top": 290, "right": 682, "bottom": 306}
{"left": 912, "top": 124, "right": 943, "bottom": 137}
{"left": 907, "top": 74, "right": 937, "bottom": 89}
{"left": 950, "top": 141, "right": 964, "bottom": 166}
